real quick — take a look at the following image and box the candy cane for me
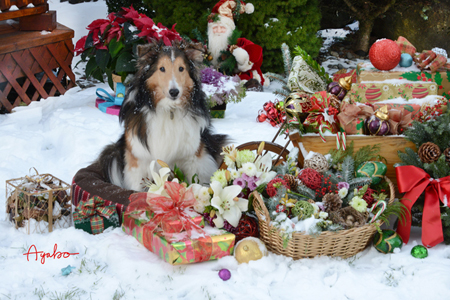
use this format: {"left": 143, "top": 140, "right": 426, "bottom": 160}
{"left": 319, "top": 124, "right": 333, "bottom": 143}
{"left": 337, "top": 132, "right": 347, "bottom": 151}
{"left": 369, "top": 200, "right": 387, "bottom": 223}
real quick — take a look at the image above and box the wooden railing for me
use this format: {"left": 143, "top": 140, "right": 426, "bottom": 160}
{"left": 0, "top": 0, "right": 48, "bottom": 21}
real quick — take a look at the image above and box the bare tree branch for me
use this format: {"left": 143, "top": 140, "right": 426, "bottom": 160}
{"left": 342, "top": 0, "right": 361, "bottom": 17}
{"left": 373, "top": 0, "right": 396, "bottom": 17}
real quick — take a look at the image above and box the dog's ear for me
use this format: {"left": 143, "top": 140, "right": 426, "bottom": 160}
{"left": 185, "top": 42, "right": 206, "bottom": 63}
{"left": 137, "top": 40, "right": 160, "bottom": 58}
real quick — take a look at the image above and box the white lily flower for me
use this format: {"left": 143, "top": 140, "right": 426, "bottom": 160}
{"left": 254, "top": 153, "right": 277, "bottom": 185}
{"left": 210, "top": 181, "right": 248, "bottom": 228}
{"left": 147, "top": 160, "right": 171, "bottom": 195}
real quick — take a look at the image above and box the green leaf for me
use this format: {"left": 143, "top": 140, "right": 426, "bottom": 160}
{"left": 105, "top": 68, "right": 114, "bottom": 90}
{"left": 404, "top": 105, "right": 414, "bottom": 112}
{"left": 108, "top": 38, "right": 124, "bottom": 59}
{"left": 84, "top": 32, "right": 95, "bottom": 49}
{"left": 400, "top": 71, "right": 420, "bottom": 81}
{"left": 115, "top": 51, "right": 136, "bottom": 73}
{"left": 173, "top": 164, "right": 186, "bottom": 183}
{"left": 95, "top": 49, "right": 111, "bottom": 72}
{"left": 91, "top": 68, "right": 105, "bottom": 82}
{"left": 434, "top": 72, "right": 443, "bottom": 86}
{"left": 85, "top": 58, "right": 98, "bottom": 77}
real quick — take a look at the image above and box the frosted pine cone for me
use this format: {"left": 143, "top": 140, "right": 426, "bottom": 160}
{"left": 283, "top": 174, "right": 298, "bottom": 191}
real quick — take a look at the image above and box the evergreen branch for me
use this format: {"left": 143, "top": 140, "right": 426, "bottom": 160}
{"left": 341, "top": 156, "right": 355, "bottom": 182}
{"left": 348, "top": 177, "right": 372, "bottom": 192}
{"left": 397, "top": 147, "right": 424, "bottom": 169}
{"left": 265, "top": 72, "right": 288, "bottom": 85}
{"left": 295, "top": 184, "right": 316, "bottom": 200}
{"left": 228, "top": 29, "right": 242, "bottom": 46}
{"left": 375, "top": 200, "right": 408, "bottom": 228}
{"left": 353, "top": 144, "right": 382, "bottom": 168}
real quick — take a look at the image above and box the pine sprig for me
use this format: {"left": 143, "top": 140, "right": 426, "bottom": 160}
{"left": 328, "top": 141, "right": 355, "bottom": 166}
{"left": 348, "top": 177, "right": 372, "bottom": 193}
{"left": 375, "top": 201, "right": 409, "bottom": 231}
{"left": 293, "top": 45, "right": 331, "bottom": 84}
{"left": 341, "top": 156, "right": 355, "bottom": 182}
{"left": 281, "top": 43, "right": 292, "bottom": 77}
{"left": 441, "top": 206, "right": 450, "bottom": 245}
{"left": 403, "top": 113, "right": 450, "bottom": 151}
{"left": 423, "top": 155, "right": 450, "bottom": 179}
{"left": 353, "top": 144, "right": 383, "bottom": 168}
{"left": 265, "top": 72, "right": 288, "bottom": 86}
{"left": 397, "top": 147, "right": 424, "bottom": 169}
{"left": 295, "top": 184, "right": 316, "bottom": 200}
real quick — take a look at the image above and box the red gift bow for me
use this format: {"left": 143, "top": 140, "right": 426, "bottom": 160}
{"left": 125, "top": 181, "right": 206, "bottom": 242}
{"left": 396, "top": 165, "right": 448, "bottom": 248}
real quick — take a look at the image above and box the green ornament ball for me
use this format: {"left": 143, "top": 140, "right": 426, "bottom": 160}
{"left": 411, "top": 245, "right": 428, "bottom": 259}
{"left": 373, "top": 229, "right": 403, "bottom": 254}
{"left": 356, "top": 161, "right": 387, "bottom": 185}
{"left": 291, "top": 200, "right": 314, "bottom": 220}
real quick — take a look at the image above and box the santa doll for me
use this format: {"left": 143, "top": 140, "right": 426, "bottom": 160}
{"left": 207, "top": 0, "right": 269, "bottom": 88}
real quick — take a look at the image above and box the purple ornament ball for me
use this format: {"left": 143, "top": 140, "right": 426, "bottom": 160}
{"left": 218, "top": 268, "right": 231, "bottom": 281}
{"left": 366, "top": 115, "right": 390, "bottom": 136}
{"left": 327, "top": 82, "right": 347, "bottom": 100}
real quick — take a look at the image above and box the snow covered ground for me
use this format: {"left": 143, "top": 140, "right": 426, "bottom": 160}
{"left": 1, "top": 1, "right": 450, "bottom": 299}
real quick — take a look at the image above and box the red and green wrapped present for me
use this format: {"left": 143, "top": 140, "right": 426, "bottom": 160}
{"left": 356, "top": 62, "right": 450, "bottom": 100}
{"left": 122, "top": 181, "right": 235, "bottom": 265}
{"left": 303, "top": 91, "right": 340, "bottom": 134}
{"left": 73, "top": 196, "right": 120, "bottom": 234}
{"left": 395, "top": 36, "right": 416, "bottom": 57}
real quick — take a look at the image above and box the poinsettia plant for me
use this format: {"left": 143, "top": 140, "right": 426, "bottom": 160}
{"left": 75, "top": 6, "right": 182, "bottom": 89}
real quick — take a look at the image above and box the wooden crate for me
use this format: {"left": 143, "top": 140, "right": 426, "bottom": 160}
{"left": 0, "top": 0, "right": 48, "bottom": 21}
{"left": 289, "top": 131, "right": 417, "bottom": 189}
{"left": 0, "top": 21, "right": 75, "bottom": 113}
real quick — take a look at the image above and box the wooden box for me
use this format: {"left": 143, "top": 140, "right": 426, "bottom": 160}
{"left": 0, "top": 21, "right": 76, "bottom": 113}
{"left": 290, "top": 131, "right": 417, "bottom": 189}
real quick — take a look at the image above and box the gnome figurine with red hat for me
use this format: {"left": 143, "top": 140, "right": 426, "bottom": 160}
{"left": 207, "top": 0, "right": 269, "bottom": 89}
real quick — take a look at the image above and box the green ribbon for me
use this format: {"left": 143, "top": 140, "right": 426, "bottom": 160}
{"left": 74, "top": 196, "right": 116, "bottom": 234}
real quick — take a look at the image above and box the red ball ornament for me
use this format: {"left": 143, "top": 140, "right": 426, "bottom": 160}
{"left": 257, "top": 113, "right": 267, "bottom": 122}
{"left": 298, "top": 168, "right": 323, "bottom": 190}
{"left": 369, "top": 39, "right": 401, "bottom": 71}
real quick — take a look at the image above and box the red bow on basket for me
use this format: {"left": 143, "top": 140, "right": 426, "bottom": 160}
{"left": 125, "top": 181, "right": 206, "bottom": 241}
{"left": 396, "top": 165, "right": 450, "bottom": 248}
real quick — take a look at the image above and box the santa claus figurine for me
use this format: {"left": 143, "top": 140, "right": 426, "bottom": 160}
{"left": 207, "top": 0, "right": 269, "bottom": 89}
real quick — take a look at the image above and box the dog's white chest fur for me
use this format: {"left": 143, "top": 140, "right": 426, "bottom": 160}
{"left": 124, "top": 107, "right": 216, "bottom": 190}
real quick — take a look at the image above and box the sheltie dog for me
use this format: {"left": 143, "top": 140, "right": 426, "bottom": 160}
{"left": 97, "top": 40, "right": 228, "bottom": 191}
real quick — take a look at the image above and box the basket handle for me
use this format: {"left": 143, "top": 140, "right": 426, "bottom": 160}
{"left": 384, "top": 176, "right": 395, "bottom": 205}
{"left": 252, "top": 191, "right": 270, "bottom": 223}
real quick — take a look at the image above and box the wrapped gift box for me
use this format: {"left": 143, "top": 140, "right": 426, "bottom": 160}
{"left": 343, "top": 80, "right": 438, "bottom": 103}
{"left": 122, "top": 211, "right": 235, "bottom": 265}
{"left": 356, "top": 62, "right": 450, "bottom": 99}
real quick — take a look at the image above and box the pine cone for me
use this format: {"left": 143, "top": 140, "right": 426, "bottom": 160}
{"left": 418, "top": 142, "right": 441, "bottom": 163}
{"left": 322, "top": 193, "right": 342, "bottom": 213}
{"left": 444, "top": 147, "right": 450, "bottom": 164}
{"left": 283, "top": 174, "right": 298, "bottom": 191}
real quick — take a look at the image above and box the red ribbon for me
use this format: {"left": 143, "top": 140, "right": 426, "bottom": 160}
{"left": 396, "top": 165, "right": 449, "bottom": 247}
{"left": 125, "top": 181, "right": 205, "bottom": 241}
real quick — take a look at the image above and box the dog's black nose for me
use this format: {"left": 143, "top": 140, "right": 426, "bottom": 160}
{"left": 169, "top": 89, "right": 179, "bottom": 98}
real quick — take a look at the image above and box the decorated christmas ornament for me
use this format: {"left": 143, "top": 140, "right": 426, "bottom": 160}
{"left": 373, "top": 230, "right": 403, "bottom": 254}
{"left": 304, "top": 152, "right": 329, "bottom": 173}
{"left": 298, "top": 168, "right": 323, "bottom": 190}
{"left": 399, "top": 53, "right": 413, "bottom": 68}
{"left": 284, "top": 92, "right": 312, "bottom": 121}
{"left": 291, "top": 200, "right": 314, "bottom": 220}
{"left": 369, "top": 39, "right": 402, "bottom": 71}
{"left": 234, "top": 237, "right": 268, "bottom": 264}
{"left": 218, "top": 268, "right": 231, "bottom": 281}
{"left": 418, "top": 142, "right": 441, "bottom": 163}
{"left": 356, "top": 161, "right": 387, "bottom": 185}
{"left": 233, "top": 214, "right": 259, "bottom": 242}
{"left": 326, "top": 73, "right": 353, "bottom": 100}
{"left": 366, "top": 105, "right": 390, "bottom": 136}
{"left": 411, "top": 245, "right": 428, "bottom": 259}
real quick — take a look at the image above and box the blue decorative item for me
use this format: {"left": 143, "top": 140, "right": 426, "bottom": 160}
{"left": 95, "top": 88, "right": 121, "bottom": 115}
{"left": 114, "top": 82, "right": 126, "bottom": 106}
{"left": 61, "top": 265, "right": 76, "bottom": 276}
{"left": 399, "top": 53, "right": 413, "bottom": 68}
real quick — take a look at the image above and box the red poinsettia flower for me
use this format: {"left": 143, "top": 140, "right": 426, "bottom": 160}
{"left": 74, "top": 35, "right": 87, "bottom": 55}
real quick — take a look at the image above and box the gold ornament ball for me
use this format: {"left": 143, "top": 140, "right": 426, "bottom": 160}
{"left": 234, "top": 237, "right": 268, "bottom": 264}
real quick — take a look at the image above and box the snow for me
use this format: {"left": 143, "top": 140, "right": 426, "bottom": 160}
{"left": 1, "top": 1, "right": 450, "bottom": 299}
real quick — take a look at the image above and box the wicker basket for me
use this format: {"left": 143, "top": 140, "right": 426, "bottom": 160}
{"left": 253, "top": 176, "right": 395, "bottom": 259}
